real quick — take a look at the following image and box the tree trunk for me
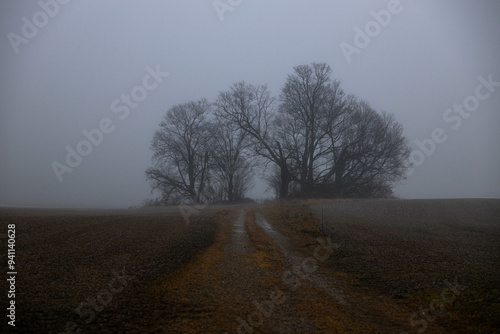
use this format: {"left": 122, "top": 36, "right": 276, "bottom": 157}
{"left": 279, "top": 164, "right": 290, "bottom": 198}
{"left": 228, "top": 175, "right": 234, "bottom": 202}
{"left": 334, "top": 159, "right": 345, "bottom": 197}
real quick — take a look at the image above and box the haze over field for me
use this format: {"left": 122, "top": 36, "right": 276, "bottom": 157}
{"left": 1, "top": 1, "right": 499, "bottom": 208}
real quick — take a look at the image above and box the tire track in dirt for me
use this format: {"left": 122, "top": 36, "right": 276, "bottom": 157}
{"left": 243, "top": 209, "right": 384, "bottom": 333}
{"left": 141, "top": 207, "right": 349, "bottom": 332}
{"left": 134, "top": 208, "right": 298, "bottom": 332}
{"left": 121, "top": 206, "right": 410, "bottom": 332}
{"left": 258, "top": 203, "right": 449, "bottom": 333}
{"left": 254, "top": 212, "right": 347, "bottom": 306}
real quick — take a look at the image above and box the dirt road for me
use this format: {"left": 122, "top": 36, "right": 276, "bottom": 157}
{"left": 112, "top": 207, "right": 418, "bottom": 333}
{"left": 141, "top": 202, "right": 498, "bottom": 333}
{"left": 1, "top": 200, "right": 498, "bottom": 333}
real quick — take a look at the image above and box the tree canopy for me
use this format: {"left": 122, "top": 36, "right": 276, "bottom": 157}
{"left": 145, "top": 63, "right": 411, "bottom": 204}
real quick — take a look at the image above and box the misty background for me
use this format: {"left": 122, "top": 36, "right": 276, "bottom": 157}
{"left": 1, "top": 0, "right": 499, "bottom": 208}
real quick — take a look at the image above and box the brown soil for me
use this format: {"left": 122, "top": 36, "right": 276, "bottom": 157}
{"left": 0, "top": 199, "right": 498, "bottom": 333}
{"left": 0, "top": 211, "right": 217, "bottom": 333}
{"left": 305, "top": 198, "right": 500, "bottom": 333}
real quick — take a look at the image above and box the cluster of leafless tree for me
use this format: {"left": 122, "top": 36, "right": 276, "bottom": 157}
{"left": 145, "top": 63, "right": 411, "bottom": 204}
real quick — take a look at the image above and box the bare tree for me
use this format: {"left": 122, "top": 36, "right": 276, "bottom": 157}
{"left": 325, "top": 100, "right": 411, "bottom": 197}
{"left": 214, "top": 81, "right": 293, "bottom": 198}
{"left": 279, "top": 63, "right": 354, "bottom": 195}
{"left": 277, "top": 63, "right": 410, "bottom": 197}
{"left": 209, "top": 119, "right": 254, "bottom": 202}
{"left": 145, "top": 62, "right": 411, "bottom": 201}
{"left": 146, "top": 99, "right": 212, "bottom": 203}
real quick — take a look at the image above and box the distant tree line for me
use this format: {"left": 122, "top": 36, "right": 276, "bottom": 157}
{"left": 145, "top": 63, "right": 411, "bottom": 205}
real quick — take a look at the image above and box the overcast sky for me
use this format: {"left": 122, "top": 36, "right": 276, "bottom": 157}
{"left": 1, "top": 0, "right": 499, "bottom": 208}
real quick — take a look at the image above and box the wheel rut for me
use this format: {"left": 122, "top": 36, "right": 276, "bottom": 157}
{"left": 254, "top": 212, "right": 347, "bottom": 306}
{"left": 140, "top": 207, "right": 409, "bottom": 333}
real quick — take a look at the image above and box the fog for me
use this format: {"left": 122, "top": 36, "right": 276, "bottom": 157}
{"left": 1, "top": 0, "right": 499, "bottom": 208}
